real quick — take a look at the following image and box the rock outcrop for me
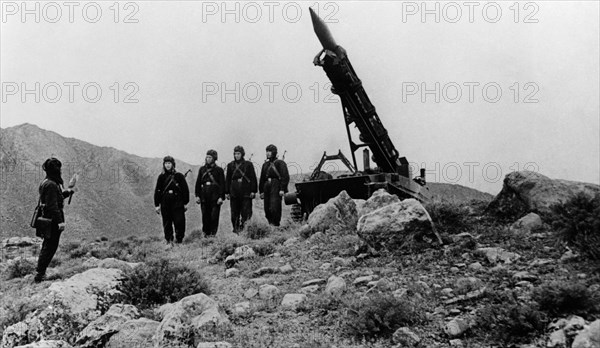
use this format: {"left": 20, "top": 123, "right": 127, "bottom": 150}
{"left": 357, "top": 198, "right": 438, "bottom": 252}
{"left": 154, "top": 293, "right": 229, "bottom": 347}
{"left": 105, "top": 318, "right": 159, "bottom": 348}
{"left": 488, "top": 171, "right": 600, "bottom": 217}
{"left": 307, "top": 190, "right": 358, "bottom": 234}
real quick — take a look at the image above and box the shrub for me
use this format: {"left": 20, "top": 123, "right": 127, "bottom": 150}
{"left": 245, "top": 219, "right": 271, "bottom": 239}
{"left": 474, "top": 289, "right": 548, "bottom": 344}
{"left": 211, "top": 239, "right": 244, "bottom": 262}
{"left": 476, "top": 301, "right": 547, "bottom": 344}
{"left": 68, "top": 244, "right": 91, "bottom": 259}
{"left": 426, "top": 201, "right": 471, "bottom": 235}
{"left": 6, "top": 258, "right": 36, "bottom": 279}
{"left": 60, "top": 241, "right": 81, "bottom": 254}
{"left": 297, "top": 294, "right": 344, "bottom": 315}
{"left": 118, "top": 258, "right": 211, "bottom": 310}
{"left": 0, "top": 297, "right": 45, "bottom": 334}
{"left": 548, "top": 193, "right": 600, "bottom": 260}
{"left": 37, "top": 300, "right": 88, "bottom": 345}
{"left": 343, "top": 293, "right": 426, "bottom": 340}
{"left": 532, "top": 281, "right": 596, "bottom": 316}
{"left": 185, "top": 228, "right": 204, "bottom": 244}
{"left": 89, "top": 247, "right": 121, "bottom": 260}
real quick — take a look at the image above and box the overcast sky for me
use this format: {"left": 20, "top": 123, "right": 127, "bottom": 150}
{"left": 1, "top": 1, "right": 598, "bottom": 194}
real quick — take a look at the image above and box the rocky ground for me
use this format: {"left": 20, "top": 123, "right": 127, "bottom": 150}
{"left": 0, "top": 171, "right": 599, "bottom": 348}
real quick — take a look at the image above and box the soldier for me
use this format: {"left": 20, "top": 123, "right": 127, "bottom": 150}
{"left": 35, "top": 157, "right": 73, "bottom": 282}
{"left": 153, "top": 156, "right": 190, "bottom": 246}
{"left": 225, "top": 146, "right": 258, "bottom": 233}
{"left": 259, "top": 144, "right": 290, "bottom": 226}
{"left": 195, "top": 150, "right": 225, "bottom": 236}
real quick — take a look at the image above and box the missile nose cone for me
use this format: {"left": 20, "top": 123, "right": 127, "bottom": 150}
{"left": 309, "top": 7, "right": 338, "bottom": 51}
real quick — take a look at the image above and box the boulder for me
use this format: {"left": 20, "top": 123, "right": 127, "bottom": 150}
{"left": 243, "top": 288, "right": 258, "bottom": 299}
{"left": 46, "top": 268, "right": 123, "bottom": 319}
{"left": 302, "top": 279, "right": 326, "bottom": 287}
{"left": 252, "top": 267, "right": 279, "bottom": 278}
{"left": 224, "top": 245, "right": 256, "bottom": 268}
{"left": 76, "top": 304, "right": 139, "bottom": 347}
{"left": 283, "top": 237, "right": 300, "bottom": 247}
{"left": 225, "top": 268, "right": 239, "bottom": 278}
{"left": 281, "top": 294, "right": 307, "bottom": 310}
{"left": 487, "top": 171, "right": 600, "bottom": 216}
{"left": 258, "top": 284, "right": 280, "bottom": 300}
{"left": 475, "top": 247, "right": 520, "bottom": 265}
{"left": 357, "top": 199, "right": 439, "bottom": 252}
{"left": 279, "top": 263, "right": 294, "bottom": 274}
{"left": 353, "top": 275, "right": 376, "bottom": 286}
{"left": 572, "top": 319, "right": 600, "bottom": 348}
{"left": 353, "top": 199, "right": 366, "bottom": 217}
{"left": 392, "top": 327, "right": 421, "bottom": 347}
{"left": 300, "top": 285, "right": 320, "bottom": 294}
{"left": 1, "top": 322, "right": 29, "bottom": 348}
{"left": 510, "top": 213, "right": 543, "bottom": 233}
{"left": 232, "top": 302, "right": 251, "bottom": 315}
{"left": 547, "top": 329, "right": 567, "bottom": 348}
{"left": 307, "top": 191, "right": 358, "bottom": 234}
{"left": 325, "top": 275, "right": 346, "bottom": 297}
{"left": 359, "top": 189, "right": 400, "bottom": 217}
{"left": 445, "top": 318, "right": 470, "bottom": 338}
{"left": 154, "top": 293, "right": 229, "bottom": 347}
{"left": 105, "top": 318, "right": 159, "bottom": 348}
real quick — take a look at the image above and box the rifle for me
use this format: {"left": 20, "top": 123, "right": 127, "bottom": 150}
{"left": 183, "top": 169, "right": 192, "bottom": 177}
{"left": 282, "top": 150, "right": 287, "bottom": 160}
{"left": 67, "top": 173, "right": 79, "bottom": 205}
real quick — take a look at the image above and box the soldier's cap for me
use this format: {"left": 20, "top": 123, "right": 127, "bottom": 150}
{"left": 206, "top": 149, "right": 218, "bottom": 161}
{"left": 233, "top": 145, "right": 245, "bottom": 157}
{"left": 163, "top": 156, "right": 176, "bottom": 167}
{"left": 42, "top": 157, "right": 62, "bottom": 172}
{"left": 266, "top": 144, "right": 277, "bottom": 153}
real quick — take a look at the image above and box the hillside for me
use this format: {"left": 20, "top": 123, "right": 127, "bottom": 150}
{"left": 0, "top": 123, "right": 201, "bottom": 241}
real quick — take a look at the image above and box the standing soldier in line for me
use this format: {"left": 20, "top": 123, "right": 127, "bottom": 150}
{"left": 195, "top": 150, "right": 225, "bottom": 237}
{"left": 225, "top": 145, "right": 258, "bottom": 233}
{"left": 154, "top": 156, "right": 190, "bottom": 246}
{"left": 259, "top": 144, "right": 290, "bottom": 227}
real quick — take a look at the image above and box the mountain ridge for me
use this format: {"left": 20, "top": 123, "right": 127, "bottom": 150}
{"left": 0, "top": 123, "right": 492, "bottom": 241}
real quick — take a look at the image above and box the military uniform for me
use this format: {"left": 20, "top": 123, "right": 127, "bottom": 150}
{"left": 195, "top": 150, "right": 225, "bottom": 236}
{"left": 154, "top": 156, "right": 190, "bottom": 243}
{"left": 259, "top": 145, "right": 289, "bottom": 226}
{"left": 225, "top": 146, "right": 258, "bottom": 233}
{"left": 36, "top": 158, "right": 72, "bottom": 282}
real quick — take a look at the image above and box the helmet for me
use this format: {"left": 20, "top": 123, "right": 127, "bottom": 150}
{"left": 163, "top": 155, "right": 176, "bottom": 168}
{"left": 266, "top": 144, "right": 277, "bottom": 153}
{"left": 206, "top": 149, "right": 218, "bottom": 161}
{"left": 233, "top": 145, "right": 245, "bottom": 157}
{"left": 42, "top": 157, "right": 62, "bottom": 173}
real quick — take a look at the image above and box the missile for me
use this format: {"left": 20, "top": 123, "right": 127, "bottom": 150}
{"left": 309, "top": 8, "right": 338, "bottom": 51}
